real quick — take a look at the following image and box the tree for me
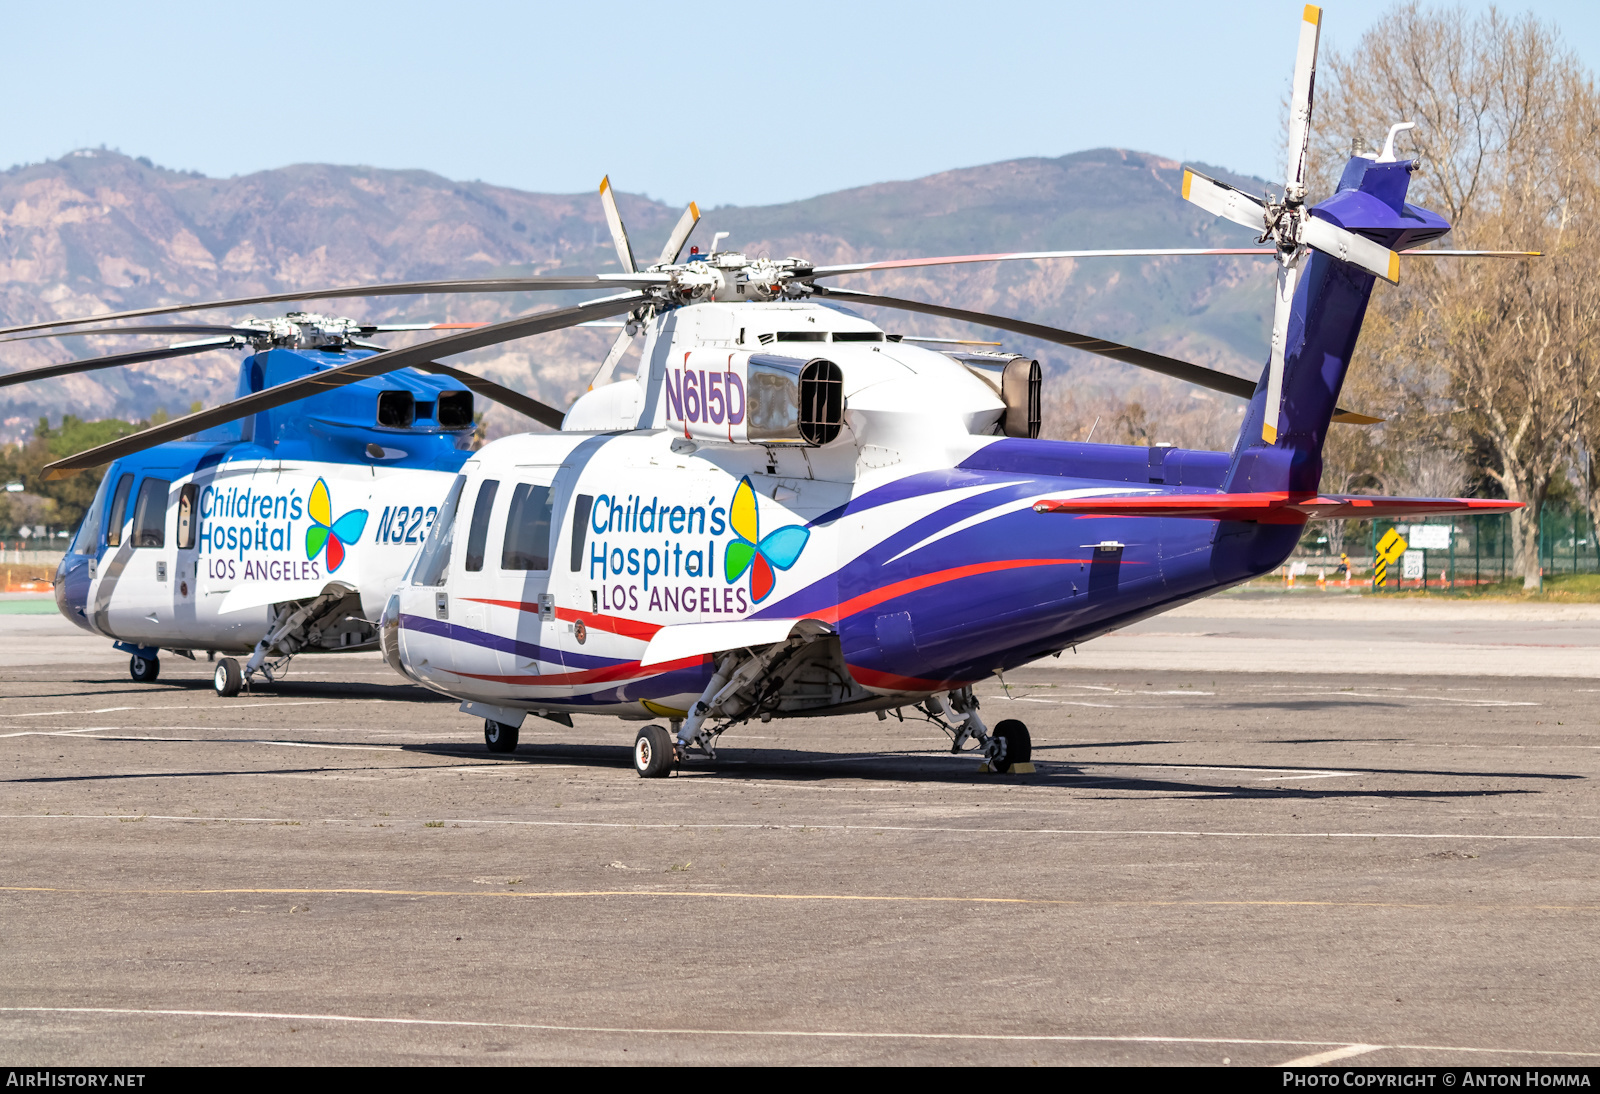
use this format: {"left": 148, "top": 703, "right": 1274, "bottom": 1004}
{"left": 1314, "top": 5, "right": 1600, "bottom": 588}
{"left": 1, "top": 416, "right": 147, "bottom": 532}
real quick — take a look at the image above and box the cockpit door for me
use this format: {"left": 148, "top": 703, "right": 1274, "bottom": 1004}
{"left": 102, "top": 472, "right": 176, "bottom": 643}
{"left": 489, "top": 469, "right": 566, "bottom": 682}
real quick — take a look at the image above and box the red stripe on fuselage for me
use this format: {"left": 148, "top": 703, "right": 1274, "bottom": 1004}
{"left": 808, "top": 558, "right": 1088, "bottom": 625}
{"left": 461, "top": 598, "right": 663, "bottom": 641}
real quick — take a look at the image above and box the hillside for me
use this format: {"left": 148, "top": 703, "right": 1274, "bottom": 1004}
{"left": 0, "top": 148, "right": 1274, "bottom": 443}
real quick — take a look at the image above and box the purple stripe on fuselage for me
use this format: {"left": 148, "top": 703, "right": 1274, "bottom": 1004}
{"left": 398, "top": 612, "right": 628, "bottom": 671}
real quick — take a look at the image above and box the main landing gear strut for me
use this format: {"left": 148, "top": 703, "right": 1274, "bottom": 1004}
{"left": 923, "top": 687, "right": 1032, "bottom": 773}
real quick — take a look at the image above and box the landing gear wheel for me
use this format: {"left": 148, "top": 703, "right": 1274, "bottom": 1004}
{"left": 634, "top": 724, "right": 676, "bottom": 778}
{"left": 129, "top": 655, "right": 160, "bottom": 684}
{"left": 484, "top": 719, "right": 519, "bottom": 753}
{"left": 213, "top": 657, "right": 242, "bottom": 697}
{"left": 992, "top": 719, "right": 1032, "bottom": 771}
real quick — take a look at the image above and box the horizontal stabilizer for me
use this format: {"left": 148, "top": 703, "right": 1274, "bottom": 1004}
{"left": 1034, "top": 492, "right": 1522, "bottom": 524}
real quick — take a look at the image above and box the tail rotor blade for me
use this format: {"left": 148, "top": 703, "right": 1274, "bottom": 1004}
{"left": 1262, "top": 255, "right": 1304, "bottom": 445}
{"left": 658, "top": 203, "right": 701, "bottom": 266}
{"left": 1182, "top": 169, "right": 1267, "bottom": 233}
{"left": 588, "top": 326, "right": 635, "bottom": 390}
{"left": 598, "top": 176, "right": 637, "bottom": 274}
{"left": 1300, "top": 216, "right": 1400, "bottom": 284}
{"left": 1284, "top": 4, "right": 1322, "bottom": 200}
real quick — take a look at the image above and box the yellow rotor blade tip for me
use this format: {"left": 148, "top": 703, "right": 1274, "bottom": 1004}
{"left": 689, "top": 202, "right": 700, "bottom": 220}
{"left": 1181, "top": 170, "right": 1192, "bottom": 200}
{"left": 1262, "top": 423, "right": 1279, "bottom": 445}
{"left": 1303, "top": 5, "right": 1321, "bottom": 24}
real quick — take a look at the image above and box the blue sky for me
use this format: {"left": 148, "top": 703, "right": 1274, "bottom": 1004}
{"left": 5, "top": 1, "right": 1598, "bottom": 207}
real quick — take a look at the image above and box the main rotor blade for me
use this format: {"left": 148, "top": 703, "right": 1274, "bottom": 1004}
{"left": 598, "top": 176, "right": 637, "bottom": 274}
{"left": 1301, "top": 215, "right": 1399, "bottom": 284}
{"left": 807, "top": 241, "right": 1537, "bottom": 283}
{"left": 814, "top": 287, "right": 1257, "bottom": 399}
{"left": 1284, "top": 5, "right": 1323, "bottom": 200}
{"left": 815, "top": 286, "right": 1377, "bottom": 423}
{"left": 0, "top": 320, "right": 497, "bottom": 345}
{"left": 367, "top": 322, "right": 491, "bottom": 332}
{"left": 0, "top": 275, "right": 664, "bottom": 339}
{"left": 808, "top": 246, "right": 1274, "bottom": 279}
{"left": 409, "top": 361, "right": 566, "bottom": 430}
{"left": 0, "top": 323, "right": 257, "bottom": 344}
{"left": 42, "top": 294, "right": 643, "bottom": 479}
{"left": 0, "top": 337, "right": 243, "bottom": 391}
{"left": 658, "top": 203, "right": 701, "bottom": 266}
{"left": 1182, "top": 169, "right": 1268, "bottom": 233}
{"left": 1399, "top": 248, "right": 1544, "bottom": 257}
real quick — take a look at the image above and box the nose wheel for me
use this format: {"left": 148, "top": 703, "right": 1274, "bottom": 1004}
{"left": 634, "top": 724, "right": 677, "bottom": 778}
{"left": 128, "top": 655, "right": 160, "bottom": 684}
{"left": 213, "top": 657, "right": 242, "bottom": 696}
{"left": 484, "top": 719, "right": 520, "bottom": 753}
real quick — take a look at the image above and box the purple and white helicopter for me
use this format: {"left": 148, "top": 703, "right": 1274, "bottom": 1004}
{"left": 27, "top": 7, "right": 1529, "bottom": 776}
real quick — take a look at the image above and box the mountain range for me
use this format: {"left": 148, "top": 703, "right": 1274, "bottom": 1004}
{"left": 0, "top": 147, "right": 1275, "bottom": 444}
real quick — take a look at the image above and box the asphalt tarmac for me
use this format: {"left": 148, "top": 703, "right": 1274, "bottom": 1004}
{"left": 2, "top": 605, "right": 1598, "bottom": 1066}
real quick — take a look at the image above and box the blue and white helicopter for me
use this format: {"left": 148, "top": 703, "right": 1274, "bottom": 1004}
{"left": 4, "top": 311, "right": 576, "bottom": 694}
{"left": 19, "top": 7, "right": 1530, "bottom": 772}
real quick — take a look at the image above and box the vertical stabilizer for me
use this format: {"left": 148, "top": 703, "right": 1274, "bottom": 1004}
{"left": 1223, "top": 158, "right": 1450, "bottom": 493}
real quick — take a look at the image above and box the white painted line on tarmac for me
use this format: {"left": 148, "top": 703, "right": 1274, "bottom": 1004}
{"left": 1079, "top": 762, "right": 1355, "bottom": 779}
{"left": 0, "top": 700, "right": 341, "bottom": 718}
{"left": 0, "top": 1007, "right": 1596, "bottom": 1059}
{"left": 1279, "top": 1043, "right": 1383, "bottom": 1066}
{"left": 2, "top": 814, "right": 1595, "bottom": 841}
{"left": 1015, "top": 698, "right": 1118, "bottom": 708}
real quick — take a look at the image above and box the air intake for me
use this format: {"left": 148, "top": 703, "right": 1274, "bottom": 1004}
{"left": 799, "top": 358, "right": 844, "bottom": 445}
{"left": 437, "top": 390, "right": 474, "bottom": 429}
{"left": 377, "top": 390, "right": 415, "bottom": 428}
{"left": 1002, "top": 357, "right": 1042, "bottom": 439}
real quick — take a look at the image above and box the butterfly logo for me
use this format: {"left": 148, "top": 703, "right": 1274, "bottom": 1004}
{"left": 723, "top": 476, "right": 809, "bottom": 604}
{"left": 304, "top": 477, "right": 368, "bottom": 573}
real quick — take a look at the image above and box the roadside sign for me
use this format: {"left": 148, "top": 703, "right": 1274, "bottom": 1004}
{"left": 1289, "top": 561, "right": 1308, "bottom": 577}
{"left": 1374, "top": 528, "right": 1408, "bottom": 587}
{"left": 1402, "top": 550, "right": 1424, "bottom": 580}
{"left": 1409, "top": 525, "right": 1451, "bottom": 550}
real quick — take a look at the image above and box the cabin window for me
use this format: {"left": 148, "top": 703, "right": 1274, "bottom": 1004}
{"left": 501, "top": 483, "right": 553, "bottom": 571}
{"left": 775, "top": 331, "right": 827, "bottom": 343}
{"left": 105, "top": 473, "right": 134, "bottom": 548}
{"left": 72, "top": 473, "right": 112, "bottom": 554}
{"left": 831, "top": 331, "right": 884, "bottom": 342}
{"left": 463, "top": 479, "right": 500, "bottom": 573}
{"left": 131, "top": 478, "right": 171, "bottom": 548}
{"left": 412, "top": 474, "right": 466, "bottom": 586}
{"left": 176, "top": 484, "right": 198, "bottom": 550}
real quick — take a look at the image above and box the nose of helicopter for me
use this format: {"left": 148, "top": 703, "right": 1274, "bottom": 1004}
{"left": 380, "top": 590, "right": 415, "bottom": 680}
{"left": 53, "top": 554, "right": 96, "bottom": 634}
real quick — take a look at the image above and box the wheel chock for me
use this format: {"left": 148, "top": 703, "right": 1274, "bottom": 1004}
{"left": 977, "top": 761, "right": 1037, "bottom": 774}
